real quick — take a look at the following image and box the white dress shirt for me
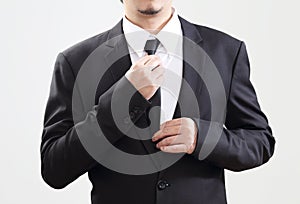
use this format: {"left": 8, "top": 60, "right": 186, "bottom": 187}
{"left": 123, "top": 8, "right": 183, "bottom": 125}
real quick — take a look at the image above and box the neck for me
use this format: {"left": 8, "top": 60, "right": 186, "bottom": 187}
{"left": 125, "top": 7, "right": 173, "bottom": 34}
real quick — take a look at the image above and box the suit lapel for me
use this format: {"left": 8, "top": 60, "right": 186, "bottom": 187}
{"left": 104, "top": 20, "right": 132, "bottom": 82}
{"left": 173, "top": 17, "right": 205, "bottom": 119}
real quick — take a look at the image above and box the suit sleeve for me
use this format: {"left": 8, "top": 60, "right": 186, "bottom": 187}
{"left": 191, "top": 42, "right": 275, "bottom": 171}
{"left": 41, "top": 53, "right": 150, "bottom": 189}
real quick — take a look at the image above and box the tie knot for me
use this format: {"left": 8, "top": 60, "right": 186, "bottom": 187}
{"left": 144, "top": 38, "right": 160, "bottom": 55}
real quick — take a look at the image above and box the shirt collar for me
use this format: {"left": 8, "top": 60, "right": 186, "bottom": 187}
{"left": 122, "top": 7, "right": 183, "bottom": 57}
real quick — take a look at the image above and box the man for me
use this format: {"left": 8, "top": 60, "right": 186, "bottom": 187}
{"left": 41, "top": 0, "right": 275, "bottom": 203}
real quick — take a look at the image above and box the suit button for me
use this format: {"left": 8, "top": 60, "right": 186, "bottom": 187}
{"left": 133, "top": 107, "right": 143, "bottom": 115}
{"left": 157, "top": 180, "right": 170, "bottom": 190}
{"left": 133, "top": 106, "right": 140, "bottom": 112}
{"left": 129, "top": 111, "right": 135, "bottom": 120}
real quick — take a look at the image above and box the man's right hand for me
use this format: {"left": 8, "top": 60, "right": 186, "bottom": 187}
{"left": 125, "top": 55, "right": 165, "bottom": 100}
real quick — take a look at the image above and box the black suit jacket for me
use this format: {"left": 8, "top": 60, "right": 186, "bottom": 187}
{"left": 41, "top": 16, "right": 275, "bottom": 204}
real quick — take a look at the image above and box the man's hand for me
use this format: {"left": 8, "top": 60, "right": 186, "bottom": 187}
{"left": 152, "top": 118, "right": 198, "bottom": 154}
{"left": 125, "top": 55, "right": 164, "bottom": 100}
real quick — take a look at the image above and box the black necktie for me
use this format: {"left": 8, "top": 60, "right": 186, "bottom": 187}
{"left": 144, "top": 39, "right": 161, "bottom": 134}
{"left": 144, "top": 39, "right": 160, "bottom": 55}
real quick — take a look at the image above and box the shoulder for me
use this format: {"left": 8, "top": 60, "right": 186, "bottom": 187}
{"left": 194, "top": 23, "right": 243, "bottom": 55}
{"left": 60, "top": 30, "right": 109, "bottom": 65}
{"left": 180, "top": 18, "right": 247, "bottom": 80}
{"left": 57, "top": 20, "right": 123, "bottom": 75}
{"left": 191, "top": 21, "right": 244, "bottom": 63}
{"left": 54, "top": 26, "right": 115, "bottom": 78}
{"left": 179, "top": 16, "right": 243, "bottom": 58}
{"left": 196, "top": 24, "right": 241, "bottom": 45}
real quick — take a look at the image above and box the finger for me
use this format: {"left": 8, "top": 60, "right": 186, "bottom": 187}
{"left": 160, "top": 144, "right": 188, "bottom": 153}
{"left": 152, "top": 125, "right": 181, "bottom": 142}
{"left": 136, "top": 55, "right": 153, "bottom": 66}
{"left": 150, "top": 64, "right": 160, "bottom": 71}
{"left": 154, "top": 74, "right": 164, "bottom": 86}
{"left": 144, "top": 55, "right": 160, "bottom": 64}
{"left": 156, "top": 135, "right": 185, "bottom": 148}
{"left": 160, "top": 118, "right": 184, "bottom": 128}
{"left": 144, "top": 55, "right": 162, "bottom": 67}
{"left": 160, "top": 118, "right": 183, "bottom": 129}
{"left": 151, "top": 66, "right": 164, "bottom": 79}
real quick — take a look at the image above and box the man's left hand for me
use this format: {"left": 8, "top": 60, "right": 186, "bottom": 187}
{"left": 152, "top": 118, "right": 198, "bottom": 154}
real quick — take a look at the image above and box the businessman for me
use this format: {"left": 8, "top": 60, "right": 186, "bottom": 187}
{"left": 41, "top": 0, "right": 275, "bottom": 203}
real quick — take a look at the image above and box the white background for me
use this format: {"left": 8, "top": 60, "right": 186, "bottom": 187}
{"left": 1, "top": 0, "right": 299, "bottom": 203}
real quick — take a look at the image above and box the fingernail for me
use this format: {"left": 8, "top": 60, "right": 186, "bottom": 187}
{"left": 153, "top": 132, "right": 159, "bottom": 139}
